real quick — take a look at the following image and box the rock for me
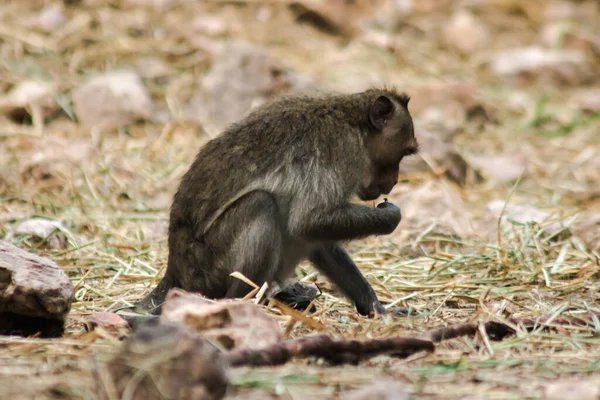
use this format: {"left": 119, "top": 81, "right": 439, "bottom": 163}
{"left": 573, "top": 89, "right": 600, "bottom": 113}
{"left": 544, "top": 1, "right": 586, "bottom": 22}
{"left": 540, "top": 23, "right": 600, "bottom": 57}
{"left": 192, "top": 15, "right": 228, "bottom": 37}
{"left": 134, "top": 57, "right": 174, "bottom": 79}
{"left": 7, "top": 218, "right": 68, "bottom": 249}
{"left": 186, "top": 40, "right": 317, "bottom": 135}
{"left": 442, "top": 10, "right": 489, "bottom": 55}
{"left": 369, "top": 0, "right": 414, "bottom": 31}
{"left": 105, "top": 321, "right": 229, "bottom": 400}
{"left": 488, "top": 46, "right": 591, "bottom": 85}
{"left": 400, "top": 127, "right": 480, "bottom": 186}
{"left": 23, "top": 3, "right": 66, "bottom": 32}
{"left": 72, "top": 71, "right": 153, "bottom": 130}
{"left": 388, "top": 180, "right": 473, "bottom": 257}
{"left": 467, "top": 153, "right": 528, "bottom": 184}
{"left": 161, "top": 289, "right": 282, "bottom": 351}
{"left": 86, "top": 312, "right": 130, "bottom": 337}
{"left": 0, "top": 80, "right": 58, "bottom": 124}
{"left": 0, "top": 240, "right": 73, "bottom": 336}
{"left": 347, "top": 379, "right": 409, "bottom": 400}
{"left": 19, "top": 137, "right": 98, "bottom": 192}
{"left": 573, "top": 212, "right": 600, "bottom": 253}
{"left": 122, "top": 0, "right": 175, "bottom": 9}
{"left": 480, "top": 201, "right": 570, "bottom": 241}
{"left": 407, "top": 81, "right": 491, "bottom": 135}
{"left": 395, "top": 180, "right": 473, "bottom": 241}
{"left": 544, "top": 378, "right": 600, "bottom": 400}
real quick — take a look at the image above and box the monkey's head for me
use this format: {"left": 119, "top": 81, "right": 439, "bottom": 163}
{"left": 358, "top": 92, "right": 418, "bottom": 202}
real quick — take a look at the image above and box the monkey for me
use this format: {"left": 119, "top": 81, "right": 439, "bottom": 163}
{"left": 137, "top": 87, "right": 418, "bottom": 317}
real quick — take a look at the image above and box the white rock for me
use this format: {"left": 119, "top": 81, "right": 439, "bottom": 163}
{"left": 482, "top": 201, "right": 569, "bottom": 240}
{"left": 544, "top": 379, "right": 599, "bottom": 400}
{"left": 192, "top": 15, "right": 228, "bottom": 37}
{"left": 468, "top": 154, "right": 527, "bottom": 183}
{"left": 442, "top": 10, "right": 489, "bottom": 55}
{"left": 8, "top": 218, "right": 68, "bottom": 249}
{"left": 24, "top": 3, "right": 66, "bottom": 32}
{"left": 347, "top": 379, "right": 409, "bottom": 400}
{"left": 0, "top": 80, "right": 57, "bottom": 119}
{"left": 573, "top": 89, "right": 600, "bottom": 112}
{"left": 72, "top": 71, "right": 153, "bottom": 130}
{"left": 489, "top": 46, "right": 585, "bottom": 76}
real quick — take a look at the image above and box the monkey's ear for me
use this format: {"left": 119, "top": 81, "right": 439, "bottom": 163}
{"left": 369, "top": 95, "right": 395, "bottom": 131}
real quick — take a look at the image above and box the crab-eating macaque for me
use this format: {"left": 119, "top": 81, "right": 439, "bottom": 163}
{"left": 138, "top": 88, "right": 418, "bottom": 317}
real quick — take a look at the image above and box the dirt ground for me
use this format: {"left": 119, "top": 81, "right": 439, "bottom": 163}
{"left": 1, "top": 0, "right": 599, "bottom": 399}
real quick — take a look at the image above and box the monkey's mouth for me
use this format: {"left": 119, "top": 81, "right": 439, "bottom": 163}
{"left": 357, "top": 187, "right": 381, "bottom": 202}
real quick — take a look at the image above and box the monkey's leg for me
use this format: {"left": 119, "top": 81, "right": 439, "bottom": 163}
{"left": 309, "top": 243, "right": 413, "bottom": 317}
{"left": 309, "top": 243, "right": 384, "bottom": 316}
{"left": 221, "top": 191, "right": 284, "bottom": 299}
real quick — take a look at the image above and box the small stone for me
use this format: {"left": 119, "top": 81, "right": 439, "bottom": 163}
{"left": 488, "top": 46, "right": 589, "bottom": 85}
{"left": 407, "top": 81, "right": 489, "bottom": 134}
{"left": 468, "top": 154, "right": 528, "bottom": 183}
{"left": 134, "top": 57, "right": 174, "bottom": 79}
{"left": 544, "top": 1, "right": 585, "bottom": 21}
{"left": 72, "top": 71, "right": 153, "bottom": 130}
{"left": 192, "top": 15, "right": 228, "bottom": 37}
{"left": 187, "top": 41, "right": 317, "bottom": 135}
{"left": 8, "top": 218, "right": 68, "bottom": 249}
{"left": 0, "top": 80, "right": 58, "bottom": 123}
{"left": 540, "top": 23, "right": 600, "bottom": 56}
{"left": 442, "top": 10, "right": 489, "bottom": 55}
{"left": 86, "top": 312, "right": 130, "bottom": 336}
{"left": 395, "top": 180, "right": 473, "bottom": 241}
{"left": 544, "top": 379, "right": 600, "bottom": 400}
{"left": 400, "top": 127, "right": 480, "bottom": 186}
{"left": 347, "top": 379, "right": 409, "bottom": 400}
{"left": 24, "top": 3, "right": 66, "bottom": 32}
{"left": 481, "top": 201, "right": 570, "bottom": 240}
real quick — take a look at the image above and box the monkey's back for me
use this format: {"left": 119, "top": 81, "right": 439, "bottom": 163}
{"left": 169, "top": 92, "right": 386, "bottom": 241}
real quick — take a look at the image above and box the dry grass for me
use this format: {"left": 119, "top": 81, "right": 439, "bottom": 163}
{"left": 1, "top": 0, "right": 599, "bottom": 399}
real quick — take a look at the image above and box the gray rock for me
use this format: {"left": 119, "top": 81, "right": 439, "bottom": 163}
{"left": 72, "top": 70, "right": 153, "bottom": 130}
{"left": 187, "top": 40, "right": 318, "bottom": 136}
{"left": 0, "top": 240, "right": 73, "bottom": 319}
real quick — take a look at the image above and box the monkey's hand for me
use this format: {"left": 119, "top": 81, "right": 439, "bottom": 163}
{"left": 375, "top": 200, "right": 401, "bottom": 234}
{"left": 367, "top": 302, "right": 417, "bottom": 318}
{"left": 366, "top": 300, "right": 387, "bottom": 318}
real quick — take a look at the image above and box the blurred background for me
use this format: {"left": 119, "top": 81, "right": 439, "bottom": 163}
{"left": 1, "top": 0, "right": 600, "bottom": 317}
{"left": 0, "top": 1, "right": 599, "bottom": 397}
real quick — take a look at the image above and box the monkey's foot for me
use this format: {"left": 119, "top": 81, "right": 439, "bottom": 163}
{"left": 271, "top": 281, "right": 319, "bottom": 313}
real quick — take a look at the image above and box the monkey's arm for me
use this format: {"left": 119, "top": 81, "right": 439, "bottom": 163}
{"left": 293, "top": 201, "right": 401, "bottom": 242}
{"left": 309, "top": 243, "right": 385, "bottom": 316}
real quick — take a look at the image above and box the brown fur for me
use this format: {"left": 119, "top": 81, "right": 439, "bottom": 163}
{"left": 138, "top": 88, "right": 418, "bottom": 316}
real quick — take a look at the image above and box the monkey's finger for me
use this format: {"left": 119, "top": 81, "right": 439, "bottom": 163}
{"left": 390, "top": 307, "right": 417, "bottom": 316}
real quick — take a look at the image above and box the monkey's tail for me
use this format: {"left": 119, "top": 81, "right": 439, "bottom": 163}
{"left": 133, "top": 276, "right": 174, "bottom": 316}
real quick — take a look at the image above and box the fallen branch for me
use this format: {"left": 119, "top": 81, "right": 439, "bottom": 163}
{"left": 424, "top": 321, "right": 514, "bottom": 343}
{"left": 424, "top": 312, "right": 600, "bottom": 343}
{"left": 226, "top": 334, "right": 434, "bottom": 367}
